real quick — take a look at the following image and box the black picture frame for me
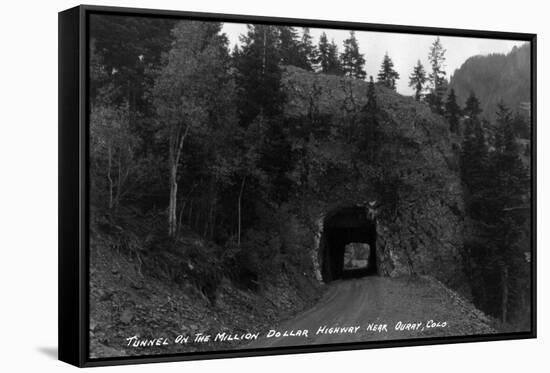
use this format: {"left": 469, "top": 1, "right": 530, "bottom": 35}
{"left": 59, "top": 4, "right": 537, "bottom": 367}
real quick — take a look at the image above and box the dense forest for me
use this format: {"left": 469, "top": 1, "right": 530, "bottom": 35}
{"left": 88, "top": 15, "right": 532, "bottom": 356}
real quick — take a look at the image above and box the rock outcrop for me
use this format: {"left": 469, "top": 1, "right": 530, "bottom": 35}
{"left": 280, "top": 66, "right": 471, "bottom": 297}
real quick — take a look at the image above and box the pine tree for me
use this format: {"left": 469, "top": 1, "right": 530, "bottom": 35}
{"left": 341, "top": 31, "right": 366, "bottom": 79}
{"left": 360, "top": 76, "right": 380, "bottom": 161}
{"left": 317, "top": 32, "right": 330, "bottom": 72}
{"left": 317, "top": 32, "right": 342, "bottom": 75}
{"left": 494, "top": 101, "right": 527, "bottom": 200}
{"left": 490, "top": 100, "right": 529, "bottom": 324}
{"left": 231, "top": 43, "right": 241, "bottom": 60}
{"left": 444, "top": 88, "right": 461, "bottom": 134}
{"left": 495, "top": 101, "right": 512, "bottom": 143}
{"left": 426, "top": 37, "right": 447, "bottom": 114}
{"left": 459, "top": 94, "right": 530, "bottom": 325}
{"left": 235, "top": 24, "right": 286, "bottom": 127}
{"left": 408, "top": 60, "right": 427, "bottom": 101}
{"left": 464, "top": 91, "right": 482, "bottom": 119}
{"left": 278, "top": 26, "right": 303, "bottom": 67}
{"left": 90, "top": 16, "right": 175, "bottom": 116}
{"left": 459, "top": 99, "right": 529, "bottom": 326}
{"left": 511, "top": 111, "right": 530, "bottom": 139}
{"left": 377, "top": 52, "right": 400, "bottom": 90}
{"left": 278, "top": 27, "right": 317, "bottom": 71}
{"left": 460, "top": 91, "right": 486, "bottom": 208}
{"left": 365, "top": 76, "right": 378, "bottom": 113}
{"left": 327, "top": 40, "right": 342, "bottom": 75}
{"left": 299, "top": 27, "right": 317, "bottom": 71}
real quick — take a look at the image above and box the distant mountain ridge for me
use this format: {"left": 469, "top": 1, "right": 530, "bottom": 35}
{"left": 449, "top": 43, "right": 531, "bottom": 121}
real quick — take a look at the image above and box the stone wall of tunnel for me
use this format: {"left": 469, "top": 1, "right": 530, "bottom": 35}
{"left": 310, "top": 203, "right": 395, "bottom": 283}
{"left": 317, "top": 206, "right": 377, "bottom": 282}
{"left": 306, "top": 193, "right": 471, "bottom": 298}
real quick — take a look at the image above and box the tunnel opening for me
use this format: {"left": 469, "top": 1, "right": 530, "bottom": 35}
{"left": 320, "top": 206, "right": 377, "bottom": 282}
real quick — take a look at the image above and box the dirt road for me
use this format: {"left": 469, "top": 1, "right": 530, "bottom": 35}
{"left": 248, "top": 276, "right": 494, "bottom": 349}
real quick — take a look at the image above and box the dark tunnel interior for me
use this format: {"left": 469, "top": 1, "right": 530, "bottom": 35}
{"left": 320, "top": 206, "right": 377, "bottom": 282}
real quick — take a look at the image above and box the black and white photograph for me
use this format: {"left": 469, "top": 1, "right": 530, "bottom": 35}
{"left": 84, "top": 9, "right": 534, "bottom": 361}
{"left": 3, "top": 0, "right": 550, "bottom": 371}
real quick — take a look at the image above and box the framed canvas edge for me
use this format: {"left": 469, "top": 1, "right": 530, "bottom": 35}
{"left": 59, "top": 5, "right": 86, "bottom": 367}
{"left": 78, "top": 3, "right": 536, "bottom": 40}
{"left": 58, "top": 4, "right": 538, "bottom": 368}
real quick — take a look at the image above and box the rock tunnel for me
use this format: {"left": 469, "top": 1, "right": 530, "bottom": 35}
{"left": 319, "top": 206, "right": 377, "bottom": 282}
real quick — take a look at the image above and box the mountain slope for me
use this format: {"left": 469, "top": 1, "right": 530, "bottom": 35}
{"left": 449, "top": 43, "right": 531, "bottom": 121}
{"left": 90, "top": 66, "right": 493, "bottom": 358}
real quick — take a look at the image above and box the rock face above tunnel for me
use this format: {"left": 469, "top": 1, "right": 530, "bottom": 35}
{"left": 281, "top": 66, "right": 470, "bottom": 297}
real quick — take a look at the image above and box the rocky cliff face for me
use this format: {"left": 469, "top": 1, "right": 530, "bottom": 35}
{"left": 280, "top": 66, "right": 471, "bottom": 297}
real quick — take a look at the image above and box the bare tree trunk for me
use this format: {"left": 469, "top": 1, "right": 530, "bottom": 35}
{"left": 209, "top": 199, "right": 216, "bottom": 239}
{"left": 237, "top": 175, "right": 247, "bottom": 247}
{"left": 194, "top": 203, "right": 201, "bottom": 232}
{"left": 115, "top": 149, "right": 122, "bottom": 211}
{"left": 501, "top": 263, "right": 509, "bottom": 324}
{"left": 107, "top": 144, "right": 114, "bottom": 210}
{"left": 167, "top": 123, "right": 189, "bottom": 238}
{"left": 176, "top": 184, "right": 197, "bottom": 235}
{"left": 177, "top": 200, "right": 186, "bottom": 236}
{"left": 203, "top": 208, "right": 209, "bottom": 238}
{"left": 188, "top": 200, "right": 193, "bottom": 227}
{"left": 168, "top": 162, "right": 178, "bottom": 237}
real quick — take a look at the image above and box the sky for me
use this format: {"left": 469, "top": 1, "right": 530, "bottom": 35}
{"left": 222, "top": 22, "right": 526, "bottom": 95}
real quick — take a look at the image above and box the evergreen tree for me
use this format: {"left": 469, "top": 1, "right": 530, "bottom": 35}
{"left": 231, "top": 43, "right": 241, "bottom": 60}
{"left": 278, "top": 26, "right": 303, "bottom": 67}
{"left": 365, "top": 76, "right": 378, "bottom": 113}
{"left": 511, "top": 111, "right": 530, "bottom": 139}
{"left": 461, "top": 124, "right": 487, "bottom": 219}
{"left": 317, "top": 32, "right": 330, "bottom": 72}
{"left": 426, "top": 37, "right": 447, "bottom": 114}
{"left": 444, "top": 88, "right": 461, "bottom": 134}
{"left": 277, "top": 27, "right": 317, "bottom": 71}
{"left": 235, "top": 25, "right": 286, "bottom": 127}
{"left": 494, "top": 101, "right": 527, "bottom": 201}
{"left": 489, "top": 101, "right": 529, "bottom": 324}
{"left": 464, "top": 91, "right": 482, "bottom": 119}
{"left": 360, "top": 76, "right": 380, "bottom": 161}
{"left": 317, "top": 32, "right": 342, "bottom": 75}
{"left": 460, "top": 94, "right": 530, "bottom": 326}
{"left": 460, "top": 91, "right": 486, "bottom": 211}
{"left": 341, "top": 31, "right": 366, "bottom": 79}
{"left": 327, "top": 40, "right": 343, "bottom": 75}
{"left": 299, "top": 27, "right": 317, "bottom": 71}
{"left": 408, "top": 60, "right": 427, "bottom": 101}
{"left": 235, "top": 25, "right": 293, "bottom": 206}
{"left": 376, "top": 52, "right": 400, "bottom": 90}
{"left": 495, "top": 101, "right": 512, "bottom": 152}
{"left": 90, "top": 16, "right": 175, "bottom": 114}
